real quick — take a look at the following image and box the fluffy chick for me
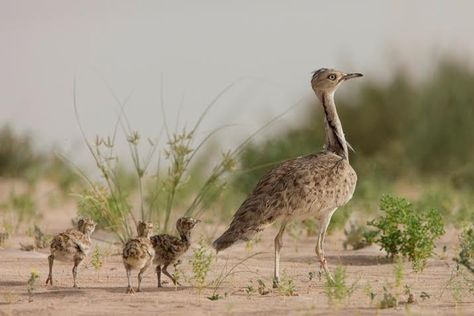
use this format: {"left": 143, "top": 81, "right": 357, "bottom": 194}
{"left": 45, "top": 218, "right": 96, "bottom": 287}
{"left": 122, "top": 221, "right": 155, "bottom": 293}
{"left": 150, "top": 217, "right": 200, "bottom": 287}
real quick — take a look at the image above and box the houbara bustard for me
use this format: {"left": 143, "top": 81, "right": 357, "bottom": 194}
{"left": 213, "top": 68, "right": 362, "bottom": 286}
{"left": 122, "top": 221, "right": 155, "bottom": 293}
{"left": 46, "top": 218, "right": 96, "bottom": 287}
{"left": 150, "top": 217, "right": 200, "bottom": 287}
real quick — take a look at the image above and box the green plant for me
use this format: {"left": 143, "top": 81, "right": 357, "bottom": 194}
{"left": 245, "top": 234, "right": 261, "bottom": 252}
{"left": 91, "top": 245, "right": 104, "bottom": 278}
{"left": 1, "top": 191, "right": 39, "bottom": 232}
{"left": 323, "top": 265, "right": 357, "bottom": 305}
{"left": 0, "top": 231, "right": 9, "bottom": 248}
{"left": 207, "top": 293, "right": 223, "bottom": 301}
{"left": 277, "top": 271, "right": 297, "bottom": 296}
{"left": 364, "top": 283, "right": 376, "bottom": 305}
{"left": 393, "top": 257, "right": 404, "bottom": 289}
{"left": 208, "top": 252, "right": 263, "bottom": 300}
{"left": 0, "top": 125, "right": 45, "bottom": 179}
{"left": 245, "top": 283, "right": 255, "bottom": 298}
{"left": 404, "top": 284, "right": 415, "bottom": 304}
{"left": 257, "top": 279, "right": 270, "bottom": 295}
{"left": 190, "top": 242, "right": 213, "bottom": 292}
{"left": 455, "top": 225, "right": 474, "bottom": 273}
{"left": 343, "top": 222, "right": 375, "bottom": 250}
{"left": 71, "top": 82, "right": 258, "bottom": 242}
{"left": 379, "top": 286, "right": 398, "bottom": 309}
{"left": 368, "top": 195, "right": 445, "bottom": 271}
{"left": 302, "top": 219, "right": 317, "bottom": 236}
{"left": 27, "top": 269, "right": 40, "bottom": 302}
{"left": 32, "top": 225, "right": 50, "bottom": 249}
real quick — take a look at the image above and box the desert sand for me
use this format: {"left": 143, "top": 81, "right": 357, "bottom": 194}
{"left": 0, "top": 202, "right": 473, "bottom": 316}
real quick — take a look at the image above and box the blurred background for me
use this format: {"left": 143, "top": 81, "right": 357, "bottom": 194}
{"left": 0, "top": 1, "right": 473, "bottom": 238}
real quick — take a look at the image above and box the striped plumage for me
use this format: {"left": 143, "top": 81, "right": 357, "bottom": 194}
{"left": 150, "top": 217, "right": 200, "bottom": 287}
{"left": 45, "top": 218, "right": 96, "bottom": 287}
{"left": 213, "top": 68, "right": 362, "bottom": 285}
{"left": 122, "top": 221, "right": 155, "bottom": 293}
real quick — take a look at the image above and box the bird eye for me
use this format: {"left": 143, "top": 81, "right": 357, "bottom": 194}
{"left": 328, "top": 74, "right": 337, "bottom": 81}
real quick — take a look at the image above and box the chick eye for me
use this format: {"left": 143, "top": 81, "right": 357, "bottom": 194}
{"left": 328, "top": 74, "right": 337, "bottom": 81}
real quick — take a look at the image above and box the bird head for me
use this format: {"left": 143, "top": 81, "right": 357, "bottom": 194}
{"left": 78, "top": 218, "right": 96, "bottom": 235}
{"left": 176, "top": 217, "right": 201, "bottom": 234}
{"left": 137, "top": 221, "right": 154, "bottom": 238}
{"left": 311, "top": 68, "right": 363, "bottom": 98}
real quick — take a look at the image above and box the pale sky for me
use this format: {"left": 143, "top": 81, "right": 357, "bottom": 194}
{"left": 1, "top": 1, "right": 474, "bottom": 163}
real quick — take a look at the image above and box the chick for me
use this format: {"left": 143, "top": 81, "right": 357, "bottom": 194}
{"left": 150, "top": 217, "right": 200, "bottom": 287}
{"left": 45, "top": 218, "right": 96, "bottom": 287}
{"left": 122, "top": 221, "right": 155, "bottom": 293}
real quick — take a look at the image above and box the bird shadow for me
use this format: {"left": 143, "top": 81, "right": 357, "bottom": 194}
{"left": 0, "top": 280, "right": 25, "bottom": 287}
{"left": 77, "top": 285, "right": 192, "bottom": 294}
{"left": 22, "top": 287, "right": 86, "bottom": 298}
{"left": 142, "top": 286, "right": 192, "bottom": 293}
{"left": 286, "top": 254, "right": 391, "bottom": 266}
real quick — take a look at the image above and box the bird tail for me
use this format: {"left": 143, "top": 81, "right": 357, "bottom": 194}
{"left": 212, "top": 219, "right": 267, "bottom": 252}
{"left": 212, "top": 227, "right": 249, "bottom": 252}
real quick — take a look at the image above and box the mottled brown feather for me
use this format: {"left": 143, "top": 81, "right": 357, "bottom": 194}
{"left": 213, "top": 151, "right": 357, "bottom": 251}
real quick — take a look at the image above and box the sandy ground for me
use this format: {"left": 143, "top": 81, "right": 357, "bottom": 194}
{"left": 0, "top": 181, "right": 473, "bottom": 315}
{"left": 1, "top": 220, "right": 473, "bottom": 316}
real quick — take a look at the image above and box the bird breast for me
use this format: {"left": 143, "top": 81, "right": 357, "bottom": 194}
{"left": 260, "top": 152, "right": 357, "bottom": 219}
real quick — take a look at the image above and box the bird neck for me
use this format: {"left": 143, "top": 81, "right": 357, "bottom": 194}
{"left": 179, "top": 230, "right": 191, "bottom": 245}
{"left": 320, "top": 91, "right": 348, "bottom": 159}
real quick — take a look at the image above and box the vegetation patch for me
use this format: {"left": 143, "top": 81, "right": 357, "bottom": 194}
{"left": 367, "top": 195, "right": 445, "bottom": 271}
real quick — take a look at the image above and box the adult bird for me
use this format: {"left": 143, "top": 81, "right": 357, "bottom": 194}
{"left": 212, "top": 68, "right": 362, "bottom": 286}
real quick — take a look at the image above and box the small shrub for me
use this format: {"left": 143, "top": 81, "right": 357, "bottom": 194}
{"left": 257, "top": 279, "right": 270, "bottom": 295}
{"left": 393, "top": 257, "right": 404, "bottom": 289}
{"left": 190, "top": 242, "right": 213, "bottom": 291}
{"left": 364, "top": 283, "right": 376, "bottom": 305}
{"left": 245, "top": 283, "right": 255, "bottom": 298}
{"left": 0, "top": 231, "right": 9, "bottom": 248}
{"left": 323, "top": 265, "right": 357, "bottom": 305}
{"left": 343, "top": 222, "right": 375, "bottom": 250}
{"left": 0, "top": 125, "right": 44, "bottom": 178}
{"left": 27, "top": 269, "right": 40, "bottom": 302}
{"left": 91, "top": 245, "right": 104, "bottom": 279}
{"left": 278, "top": 271, "right": 297, "bottom": 296}
{"left": 2, "top": 191, "right": 39, "bottom": 231}
{"left": 32, "top": 225, "right": 50, "bottom": 249}
{"left": 368, "top": 195, "right": 445, "bottom": 271}
{"left": 207, "top": 293, "right": 223, "bottom": 301}
{"left": 455, "top": 225, "right": 474, "bottom": 273}
{"left": 379, "top": 286, "right": 398, "bottom": 309}
{"left": 302, "top": 219, "right": 317, "bottom": 236}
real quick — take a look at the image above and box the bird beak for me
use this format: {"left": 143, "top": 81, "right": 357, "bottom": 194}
{"left": 342, "top": 73, "right": 363, "bottom": 81}
{"left": 194, "top": 219, "right": 201, "bottom": 224}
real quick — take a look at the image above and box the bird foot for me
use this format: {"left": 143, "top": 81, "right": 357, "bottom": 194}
{"left": 45, "top": 276, "right": 52, "bottom": 286}
{"left": 317, "top": 258, "right": 334, "bottom": 282}
{"left": 126, "top": 286, "right": 135, "bottom": 294}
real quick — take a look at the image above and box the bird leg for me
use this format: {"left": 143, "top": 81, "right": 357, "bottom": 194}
{"left": 45, "top": 254, "right": 54, "bottom": 286}
{"left": 137, "top": 264, "right": 149, "bottom": 292}
{"left": 156, "top": 265, "right": 162, "bottom": 287}
{"left": 162, "top": 264, "right": 180, "bottom": 286}
{"left": 72, "top": 256, "right": 82, "bottom": 288}
{"left": 125, "top": 267, "right": 134, "bottom": 294}
{"left": 273, "top": 221, "right": 287, "bottom": 288}
{"left": 315, "top": 213, "right": 334, "bottom": 282}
